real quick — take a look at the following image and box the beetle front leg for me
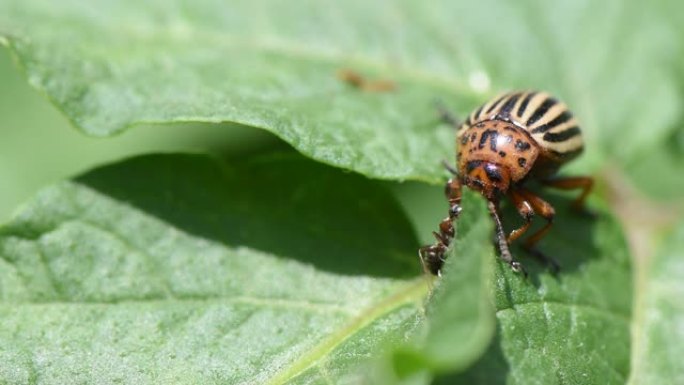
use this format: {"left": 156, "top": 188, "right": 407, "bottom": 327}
{"left": 418, "top": 178, "right": 463, "bottom": 276}
{"left": 487, "top": 200, "right": 527, "bottom": 277}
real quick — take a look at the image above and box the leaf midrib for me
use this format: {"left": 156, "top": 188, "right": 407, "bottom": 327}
{"left": 264, "top": 278, "right": 428, "bottom": 385}
{"left": 497, "top": 299, "right": 631, "bottom": 322}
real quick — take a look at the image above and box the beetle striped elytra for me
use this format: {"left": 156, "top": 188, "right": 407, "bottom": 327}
{"left": 419, "top": 91, "right": 593, "bottom": 277}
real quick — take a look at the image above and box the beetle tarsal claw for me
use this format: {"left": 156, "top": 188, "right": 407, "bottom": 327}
{"left": 509, "top": 261, "right": 528, "bottom": 277}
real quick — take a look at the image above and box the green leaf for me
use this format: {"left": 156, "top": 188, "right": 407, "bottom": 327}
{"left": 628, "top": 221, "right": 684, "bottom": 384}
{"left": 381, "top": 182, "right": 634, "bottom": 384}
{"left": 430, "top": 195, "right": 633, "bottom": 384}
{"left": 367, "top": 190, "right": 497, "bottom": 385}
{"left": 0, "top": 153, "right": 429, "bottom": 384}
{"left": 1, "top": 0, "right": 680, "bottom": 181}
{"left": 348, "top": 190, "right": 496, "bottom": 385}
{"left": 418, "top": 192, "right": 495, "bottom": 373}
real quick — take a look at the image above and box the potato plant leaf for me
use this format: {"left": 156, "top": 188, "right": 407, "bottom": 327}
{"left": 628, "top": 221, "right": 684, "bottom": 384}
{"left": 0, "top": 153, "right": 432, "bottom": 384}
{"left": 1, "top": 0, "right": 681, "bottom": 182}
{"left": 366, "top": 185, "right": 633, "bottom": 384}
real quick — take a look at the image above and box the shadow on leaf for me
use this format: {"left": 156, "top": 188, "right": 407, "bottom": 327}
{"left": 433, "top": 329, "right": 509, "bottom": 385}
{"left": 74, "top": 152, "right": 419, "bottom": 278}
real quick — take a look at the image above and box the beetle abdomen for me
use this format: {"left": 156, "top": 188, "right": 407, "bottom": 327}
{"left": 458, "top": 91, "right": 584, "bottom": 162}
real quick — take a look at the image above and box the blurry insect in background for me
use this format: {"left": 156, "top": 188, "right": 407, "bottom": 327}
{"left": 419, "top": 91, "right": 593, "bottom": 277}
{"left": 337, "top": 69, "right": 397, "bottom": 93}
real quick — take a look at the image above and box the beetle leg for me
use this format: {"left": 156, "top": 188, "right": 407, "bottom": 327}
{"left": 487, "top": 200, "right": 527, "bottom": 277}
{"left": 418, "top": 178, "right": 463, "bottom": 276}
{"left": 516, "top": 189, "right": 559, "bottom": 273}
{"left": 507, "top": 188, "right": 535, "bottom": 243}
{"left": 542, "top": 176, "right": 594, "bottom": 214}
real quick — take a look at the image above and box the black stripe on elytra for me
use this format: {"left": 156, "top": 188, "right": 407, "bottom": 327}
{"left": 466, "top": 160, "right": 483, "bottom": 173}
{"left": 496, "top": 93, "right": 521, "bottom": 120}
{"left": 473, "top": 105, "right": 484, "bottom": 122}
{"left": 485, "top": 94, "right": 510, "bottom": 114}
{"left": 549, "top": 146, "right": 584, "bottom": 159}
{"left": 478, "top": 129, "right": 499, "bottom": 151}
{"left": 515, "top": 139, "right": 531, "bottom": 152}
{"left": 526, "top": 97, "right": 558, "bottom": 127}
{"left": 530, "top": 110, "right": 573, "bottom": 133}
{"left": 517, "top": 92, "right": 537, "bottom": 117}
{"left": 484, "top": 164, "right": 502, "bottom": 182}
{"left": 543, "top": 126, "right": 581, "bottom": 142}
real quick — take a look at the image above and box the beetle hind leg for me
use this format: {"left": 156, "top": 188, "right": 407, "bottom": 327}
{"left": 542, "top": 176, "right": 594, "bottom": 216}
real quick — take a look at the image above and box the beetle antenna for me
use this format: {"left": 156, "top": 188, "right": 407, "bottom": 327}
{"left": 442, "top": 160, "right": 458, "bottom": 175}
{"left": 434, "top": 99, "right": 461, "bottom": 128}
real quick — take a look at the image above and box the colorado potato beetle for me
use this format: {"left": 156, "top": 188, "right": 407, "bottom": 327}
{"left": 419, "top": 91, "right": 593, "bottom": 277}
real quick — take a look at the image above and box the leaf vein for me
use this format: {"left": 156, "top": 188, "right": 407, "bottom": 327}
{"left": 496, "top": 300, "right": 630, "bottom": 322}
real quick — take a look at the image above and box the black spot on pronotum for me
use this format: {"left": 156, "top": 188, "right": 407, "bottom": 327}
{"left": 515, "top": 139, "right": 531, "bottom": 152}
{"left": 470, "top": 133, "right": 477, "bottom": 142}
{"left": 479, "top": 129, "right": 499, "bottom": 151}
{"left": 518, "top": 157, "right": 527, "bottom": 167}
{"left": 466, "top": 160, "right": 483, "bottom": 173}
{"left": 499, "top": 151, "right": 507, "bottom": 157}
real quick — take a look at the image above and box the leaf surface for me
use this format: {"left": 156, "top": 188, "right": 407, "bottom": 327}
{"left": 380, "top": 184, "right": 633, "bottom": 384}
{"left": 1, "top": 0, "right": 680, "bottom": 182}
{"left": 0, "top": 153, "right": 428, "bottom": 384}
{"left": 431, "top": 194, "right": 633, "bottom": 384}
{"left": 628, "top": 221, "right": 684, "bottom": 385}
